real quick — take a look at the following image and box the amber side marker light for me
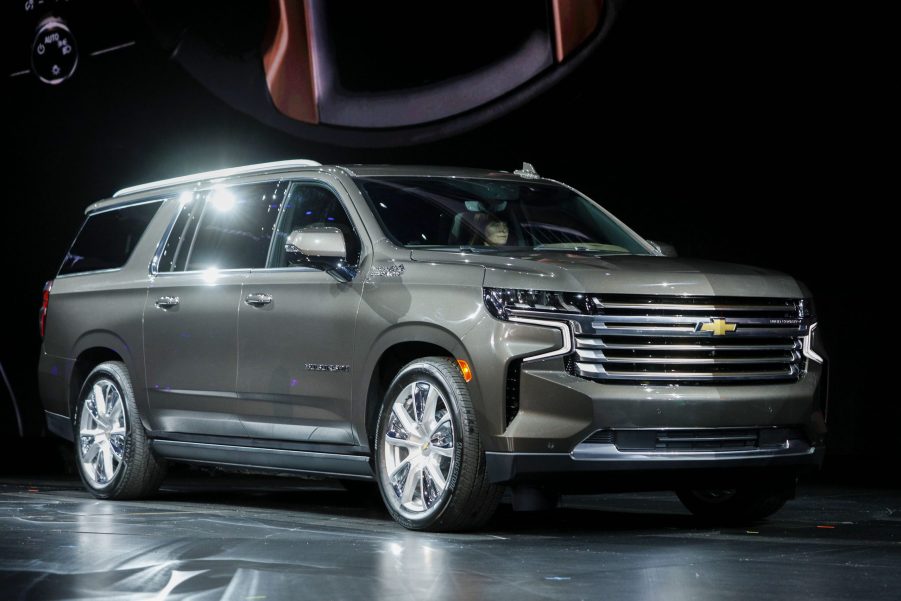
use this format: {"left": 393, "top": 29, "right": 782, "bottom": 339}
{"left": 457, "top": 359, "right": 473, "bottom": 382}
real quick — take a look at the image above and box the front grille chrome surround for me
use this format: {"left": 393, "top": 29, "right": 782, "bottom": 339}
{"left": 512, "top": 295, "right": 811, "bottom": 385}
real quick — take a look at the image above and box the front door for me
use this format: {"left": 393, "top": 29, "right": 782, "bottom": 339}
{"left": 237, "top": 179, "right": 366, "bottom": 444}
{"left": 144, "top": 181, "right": 282, "bottom": 436}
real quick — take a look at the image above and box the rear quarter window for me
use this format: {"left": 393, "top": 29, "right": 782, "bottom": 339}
{"left": 59, "top": 200, "right": 163, "bottom": 276}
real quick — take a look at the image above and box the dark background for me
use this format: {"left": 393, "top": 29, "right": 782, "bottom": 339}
{"left": 3, "top": 2, "right": 886, "bottom": 478}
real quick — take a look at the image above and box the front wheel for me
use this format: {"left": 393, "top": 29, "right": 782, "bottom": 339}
{"left": 375, "top": 357, "right": 502, "bottom": 531}
{"left": 73, "top": 361, "right": 167, "bottom": 499}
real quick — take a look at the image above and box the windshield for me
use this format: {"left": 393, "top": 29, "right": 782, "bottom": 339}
{"left": 354, "top": 176, "right": 651, "bottom": 255}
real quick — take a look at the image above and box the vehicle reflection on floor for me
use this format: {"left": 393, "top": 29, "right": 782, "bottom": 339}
{"left": 1, "top": 474, "right": 899, "bottom": 600}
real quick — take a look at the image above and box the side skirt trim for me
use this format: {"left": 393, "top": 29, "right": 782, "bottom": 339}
{"left": 151, "top": 439, "right": 374, "bottom": 480}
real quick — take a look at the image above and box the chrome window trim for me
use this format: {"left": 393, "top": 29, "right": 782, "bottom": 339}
{"left": 86, "top": 197, "right": 166, "bottom": 216}
{"left": 55, "top": 267, "right": 123, "bottom": 279}
{"left": 149, "top": 197, "right": 192, "bottom": 276}
{"left": 152, "top": 266, "right": 324, "bottom": 276}
{"left": 249, "top": 266, "right": 321, "bottom": 274}
{"left": 151, "top": 268, "right": 254, "bottom": 277}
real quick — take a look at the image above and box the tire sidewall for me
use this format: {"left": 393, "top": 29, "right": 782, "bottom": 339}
{"left": 72, "top": 362, "right": 134, "bottom": 499}
{"left": 375, "top": 360, "right": 467, "bottom": 530}
{"left": 678, "top": 482, "right": 793, "bottom": 523}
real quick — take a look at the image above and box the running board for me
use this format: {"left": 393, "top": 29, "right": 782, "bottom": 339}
{"left": 151, "top": 439, "right": 374, "bottom": 480}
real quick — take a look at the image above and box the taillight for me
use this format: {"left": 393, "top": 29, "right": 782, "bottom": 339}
{"left": 39, "top": 280, "right": 53, "bottom": 338}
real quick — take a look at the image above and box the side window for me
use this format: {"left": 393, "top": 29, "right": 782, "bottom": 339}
{"left": 59, "top": 200, "right": 163, "bottom": 276}
{"left": 157, "top": 183, "right": 282, "bottom": 272}
{"left": 271, "top": 183, "right": 361, "bottom": 267}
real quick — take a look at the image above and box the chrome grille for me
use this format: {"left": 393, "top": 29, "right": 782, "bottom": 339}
{"left": 567, "top": 295, "right": 809, "bottom": 384}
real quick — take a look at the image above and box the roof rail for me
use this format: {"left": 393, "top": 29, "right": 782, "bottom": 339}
{"left": 112, "top": 159, "right": 323, "bottom": 198}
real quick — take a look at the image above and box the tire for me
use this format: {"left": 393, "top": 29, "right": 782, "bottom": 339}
{"left": 72, "top": 361, "right": 167, "bottom": 499}
{"left": 676, "top": 480, "right": 796, "bottom": 524}
{"left": 374, "top": 357, "right": 502, "bottom": 531}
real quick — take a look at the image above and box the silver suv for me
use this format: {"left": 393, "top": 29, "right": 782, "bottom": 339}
{"left": 39, "top": 160, "right": 827, "bottom": 531}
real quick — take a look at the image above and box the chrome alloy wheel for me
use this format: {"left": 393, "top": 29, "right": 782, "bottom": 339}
{"left": 78, "top": 378, "right": 127, "bottom": 488}
{"left": 382, "top": 381, "right": 455, "bottom": 515}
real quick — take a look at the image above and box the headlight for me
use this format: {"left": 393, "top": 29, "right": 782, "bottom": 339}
{"left": 483, "top": 288, "right": 576, "bottom": 362}
{"left": 798, "top": 298, "right": 816, "bottom": 320}
{"left": 483, "top": 287, "right": 586, "bottom": 320}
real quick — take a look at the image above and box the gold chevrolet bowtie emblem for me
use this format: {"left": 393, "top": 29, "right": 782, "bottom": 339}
{"left": 699, "top": 318, "right": 737, "bottom": 335}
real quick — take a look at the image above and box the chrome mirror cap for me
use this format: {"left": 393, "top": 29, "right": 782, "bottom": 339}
{"left": 285, "top": 226, "right": 356, "bottom": 282}
{"left": 286, "top": 226, "right": 347, "bottom": 259}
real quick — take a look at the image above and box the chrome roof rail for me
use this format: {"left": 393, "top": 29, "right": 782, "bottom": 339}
{"left": 112, "top": 159, "right": 323, "bottom": 198}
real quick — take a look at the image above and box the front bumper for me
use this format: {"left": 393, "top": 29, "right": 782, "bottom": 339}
{"left": 486, "top": 356, "right": 828, "bottom": 451}
{"left": 480, "top": 351, "right": 827, "bottom": 488}
{"left": 486, "top": 438, "right": 825, "bottom": 485}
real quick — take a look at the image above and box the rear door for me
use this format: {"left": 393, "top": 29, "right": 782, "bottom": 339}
{"left": 144, "top": 182, "right": 282, "bottom": 436}
{"left": 236, "top": 177, "right": 366, "bottom": 444}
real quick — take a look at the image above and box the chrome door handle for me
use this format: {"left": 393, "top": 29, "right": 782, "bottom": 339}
{"left": 154, "top": 296, "right": 180, "bottom": 309}
{"left": 244, "top": 293, "right": 273, "bottom": 307}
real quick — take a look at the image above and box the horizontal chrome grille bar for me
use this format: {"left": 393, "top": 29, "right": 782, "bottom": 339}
{"left": 656, "top": 434, "right": 758, "bottom": 443}
{"left": 575, "top": 349, "right": 799, "bottom": 365}
{"left": 579, "top": 426, "right": 808, "bottom": 453}
{"left": 575, "top": 339, "right": 799, "bottom": 351}
{"left": 596, "top": 301, "right": 797, "bottom": 312}
{"left": 580, "top": 326, "right": 803, "bottom": 338}
{"left": 589, "top": 314, "right": 802, "bottom": 326}
{"left": 574, "top": 362, "right": 798, "bottom": 381}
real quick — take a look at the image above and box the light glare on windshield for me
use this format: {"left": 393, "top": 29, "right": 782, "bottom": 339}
{"left": 354, "top": 176, "right": 650, "bottom": 255}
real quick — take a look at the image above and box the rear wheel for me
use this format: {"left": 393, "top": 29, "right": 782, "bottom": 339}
{"left": 676, "top": 480, "right": 795, "bottom": 524}
{"left": 375, "top": 357, "right": 502, "bottom": 531}
{"left": 73, "top": 361, "right": 166, "bottom": 499}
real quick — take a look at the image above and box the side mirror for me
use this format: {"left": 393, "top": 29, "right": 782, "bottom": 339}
{"left": 285, "top": 226, "right": 356, "bottom": 282}
{"left": 648, "top": 240, "right": 678, "bottom": 257}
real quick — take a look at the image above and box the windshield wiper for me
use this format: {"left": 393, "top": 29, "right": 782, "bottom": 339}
{"left": 533, "top": 245, "right": 627, "bottom": 252}
{"left": 533, "top": 245, "right": 594, "bottom": 252}
{"left": 532, "top": 245, "right": 634, "bottom": 257}
{"left": 409, "top": 245, "right": 504, "bottom": 254}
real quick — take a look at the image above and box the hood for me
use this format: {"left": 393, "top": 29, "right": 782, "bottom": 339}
{"left": 408, "top": 250, "right": 803, "bottom": 298}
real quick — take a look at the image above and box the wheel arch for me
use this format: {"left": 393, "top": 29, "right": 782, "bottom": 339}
{"left": 68, "top": 329, "right": 146, "bottom": 430}
{"left": 69, "top": 347, "right": 126, "bottom": 419}
{"left": 357, "top": 323, "right": 477, "bottom": 451}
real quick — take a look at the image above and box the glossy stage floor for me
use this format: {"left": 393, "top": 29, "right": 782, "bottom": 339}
{"left": 1, "top": 474, "right": 898, "bottom": 600}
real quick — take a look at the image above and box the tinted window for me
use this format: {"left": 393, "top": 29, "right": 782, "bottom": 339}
{"left": 271, "top": 183, "right": 361, "bottom": 267}
{"left": 59, "top": 201, "right": 163, "bottom": 275}
{"left": 354, "top": 177, "right": 649, "bottom": 255}
{"left": 173, "top": 183, "right": 281, "bottom": 271}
